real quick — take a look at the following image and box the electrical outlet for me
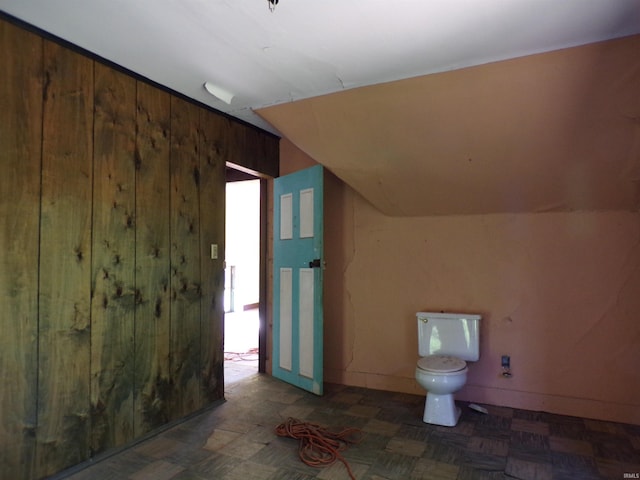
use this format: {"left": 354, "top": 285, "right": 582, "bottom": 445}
{"left": 211, "top": 244, "right": 218, "bottom": 259}
{"left": 501, "top": 355, "right": 512, "bottom": 378}
{"left": 501, "top": 355, "right": 510, "bottom": 368}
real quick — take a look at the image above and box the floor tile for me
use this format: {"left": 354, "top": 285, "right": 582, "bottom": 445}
{"left": 410, "top": 458, "right": 459, "bottom": 480}
{"left": 549, "top": 435, "right": 594, "bottom": 456}
{"left": 331, "top": 392, "right": 364, "bottom": 405}
{"left": 203, "top": 429, "right": 242, "bottom": 451}
{"left": 505, "top": 457, "right": 553, "bottom": 480}
{"left": 218, "top": 460, "right": 278, "bottom": 480}
{"left": 385, "top": 437, "right": 425, "bottom": 457}
{"left": 511, "top": 417, "right": 550, "bottom": 436}
{"left": 188, "top": 452, "right": 238, "bottom": 478}
{"left": 362, "top": 418, "right": 401, "bottom": 437}
{"left": 316, "top": 460, "right": 369, "bottom": 480}
{"left": 347, "top": 404, "right": 381, "bottom": 418}
{"left": 396, "top": 423, "right": 433, "bottom": 442}
{"left": 596, "top": 457, "right": 640, "bottom": 479}
{"left": 279, "top": 405, "right": 316, "bottom": 420}
{"left": 509, "top": 429, "right": 551, "bottom": 462}
{"left": 128, "top": 460, "right": 185, "bottom": 480}
{"left": 551, "top": 451, "right": 601, "bottom": 480}
{"left": 369, "top": 451, "right": 418, "bottom": 479}
{"left": 460, "top": 450, "right": 507, "bottom": 473}
{"left": 223, "top": 435, "right": 268, "bottom": 459}
{"left": 467, "top": 435, "right": 509, "bottom": 456}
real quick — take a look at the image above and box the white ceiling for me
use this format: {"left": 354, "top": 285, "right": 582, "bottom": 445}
{"left": 2, "top": 0, "right": 639, "bottom": 135}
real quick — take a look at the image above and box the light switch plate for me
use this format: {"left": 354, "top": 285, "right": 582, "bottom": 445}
{"left": 211, "top": 244, "right": 218, "bottom": 259}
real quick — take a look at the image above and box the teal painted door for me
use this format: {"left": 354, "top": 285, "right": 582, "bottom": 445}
{"left": 273, "top": 165, "right": 323, "bottom": 395}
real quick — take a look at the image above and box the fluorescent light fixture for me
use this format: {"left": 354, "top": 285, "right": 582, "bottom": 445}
{"left": 203, "top": 81, "right": 234, "bottom": 104}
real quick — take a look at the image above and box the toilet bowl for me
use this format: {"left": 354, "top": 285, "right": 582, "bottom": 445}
{"left": 415, "top": 312, "right": 481, "bottom": 427}
{"left": 415, "top": 354, "right": 467, "bottom": 426}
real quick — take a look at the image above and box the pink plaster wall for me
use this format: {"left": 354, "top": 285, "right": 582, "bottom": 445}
{"left": 281, "top": 142, "right": 640, "bottom": 425}
{"left": 332, "top": 194, "right": 640, "bottom": 425}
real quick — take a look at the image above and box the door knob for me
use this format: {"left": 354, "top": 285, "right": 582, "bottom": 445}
{"left": 308, "top": 258, "right": 321, "bottom": 268}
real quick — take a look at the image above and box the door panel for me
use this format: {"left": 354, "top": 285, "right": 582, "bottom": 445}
{"left": 273, "top": 165, "right": 323, "bottom": 394}
{"left": 278, "top": 267, "right": 293, "bottom": 372}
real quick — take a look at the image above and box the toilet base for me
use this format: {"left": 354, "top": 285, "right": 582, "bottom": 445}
{"left": 422, "top": 392, "right": 461, "bottom": 427}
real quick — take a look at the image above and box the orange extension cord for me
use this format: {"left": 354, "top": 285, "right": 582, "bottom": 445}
{"left": 275, "top": 417, "right": 363, "bottom": 480}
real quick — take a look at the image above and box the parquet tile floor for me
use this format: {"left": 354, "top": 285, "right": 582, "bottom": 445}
{"left": 56, "top": 365, "right": 640, "bottom": 480}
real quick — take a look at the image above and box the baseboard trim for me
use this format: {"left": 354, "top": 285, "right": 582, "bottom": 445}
{"left": 325, "top": 368, "right": 640, "bottom": 425}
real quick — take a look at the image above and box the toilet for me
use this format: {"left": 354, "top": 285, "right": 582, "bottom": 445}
{"left": 415, "top": 312, "right": 481, "bottom": 427}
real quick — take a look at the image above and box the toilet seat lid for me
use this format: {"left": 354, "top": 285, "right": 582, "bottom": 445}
{"left": 418, "top": 355, "right": 466, "bottom": 373}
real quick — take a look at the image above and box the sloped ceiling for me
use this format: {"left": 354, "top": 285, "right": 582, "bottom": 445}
{"left": 259, "top": 36, "right": 640, "bottom": 215}
{"left": 1, "top": 0, "right": 639, "bottom": 215}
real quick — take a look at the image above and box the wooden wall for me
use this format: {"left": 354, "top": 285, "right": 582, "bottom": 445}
{"left": 0, "top": 17, "right": 278, "bottom": 480}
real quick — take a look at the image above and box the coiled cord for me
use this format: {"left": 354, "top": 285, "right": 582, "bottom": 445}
{"left": 275, "top": 417, "right": 362, "bottom": 479}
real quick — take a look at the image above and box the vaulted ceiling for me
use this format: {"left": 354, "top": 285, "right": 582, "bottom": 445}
{"left": 2, "top": 0, "right": 639, "bottom": 215}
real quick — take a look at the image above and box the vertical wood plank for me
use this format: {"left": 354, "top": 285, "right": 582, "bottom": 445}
{"left": 0, "top": 20, "right": 42, "bottom": 480}
{"left": 199, "top": 110, "right": 227, "bottom": 404}
{"left": 90, "top": 63, "right": 136, "bottom": 454}
{"left": 134, "top": 82, "right": 172, "bottom": 435}
{"left": 169, "top": 97, "right": 202, "bottom": 418}
{"left": 227, "top": 120, "right": 247, "bottom": 168}
{"left": 37, "top": 40, "right": 93, "bottom": 477}
{"left": 226, "top": 121, "right": 279, "bottom": 178}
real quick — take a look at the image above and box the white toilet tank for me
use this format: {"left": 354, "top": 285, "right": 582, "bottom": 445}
{"left": 417, "top": 312, "right": 481, "bottom": 361}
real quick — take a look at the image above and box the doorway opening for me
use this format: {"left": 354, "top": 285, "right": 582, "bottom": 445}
{"left": 224, "top": 166, "right": 265, "bottom": 384}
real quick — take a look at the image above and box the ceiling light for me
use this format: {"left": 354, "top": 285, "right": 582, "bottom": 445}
{"left": 203, "top": 81, "right": 234, "bottom": 105}
{"left": 268, "top": 0, "right": 278, "bottom": 11}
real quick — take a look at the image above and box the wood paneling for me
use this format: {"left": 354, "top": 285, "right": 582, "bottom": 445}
{"left": 36, "top": 40, "right": 94, "bottom": 477}
{"left": 227, "top": 119, "right": 279, "bottom": 178}
{"left": 169, "top": 97, "right": 203, "bottom": 418}
{"left": 0, "top": 21, "right": 42, "bottom": 480}
{"left": 199, "top": 110, "right": 226, "bottom": 403}
{"left": 90, "top": 63, "right": 137, "bottom": 454}
{"left": 0, "top": 15, "right": 278, "bottom": 480}
{"left": 134, "top": 82, "right": 172, "bottom": 435}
